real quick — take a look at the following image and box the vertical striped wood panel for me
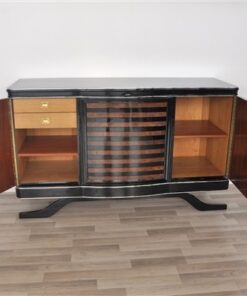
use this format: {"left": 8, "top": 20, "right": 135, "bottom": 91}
{"left": 86, "top": 101, "right": 168, "bottom": 183}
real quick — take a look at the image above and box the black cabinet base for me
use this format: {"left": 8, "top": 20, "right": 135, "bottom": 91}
{"left": 19, "top": 193, "right": 227, "bottom": 219}
{"left": 178, "top": 193, "right": 227, "bottom": 211}
{"left": 19, "top": 198, "right": 87, "bottom": 219}
{"left": 16, "top": 178, "right": 229, "bottom": 198}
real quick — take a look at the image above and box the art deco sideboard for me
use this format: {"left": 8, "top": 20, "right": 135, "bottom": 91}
{"left": 0, "top": 78, "right": 246, "bottom": 218}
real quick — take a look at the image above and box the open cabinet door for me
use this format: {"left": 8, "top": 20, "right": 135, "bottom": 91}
{"left": 0, "top": 99, "right": 15, "bottom": 193}
{"left": 229, "top": 97, "right": 247, "bottom": 197}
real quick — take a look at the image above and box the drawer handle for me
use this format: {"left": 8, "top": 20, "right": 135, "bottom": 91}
{"left": 41, "top": 118, "right": 50, "bottom": 125}
{"left": 41, "top": 102, "right": 49, "bottom": 109}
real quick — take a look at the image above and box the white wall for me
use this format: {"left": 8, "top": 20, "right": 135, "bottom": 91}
{"left": 0, "top": 2, "right": 247, "bottom": 98}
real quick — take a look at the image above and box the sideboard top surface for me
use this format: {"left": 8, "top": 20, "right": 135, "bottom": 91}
{"left": 7, "top": 77, "right": 238, "bottom": 97}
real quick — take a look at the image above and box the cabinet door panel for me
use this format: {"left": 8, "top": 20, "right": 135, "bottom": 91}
{"left": 85, "top": 100, "right": 169, "bottom": 184}
{"left": 229, "top": 97, "right": 247, "bottom": 197}
{"left": 0, "top": 99, "right": 15, "bottom": 193}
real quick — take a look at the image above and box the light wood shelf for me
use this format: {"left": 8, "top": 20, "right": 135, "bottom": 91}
{"left": 172, "top": 156, "right": 222, "bottom": 178}
{"left": 175, "top": 120, "right": 226, "bottom": 138}
{"left": 21, "top": 159, "right": 78, "bottom": 184}
{"left": 18, "top": 136, "right": 77, "bottom": 157}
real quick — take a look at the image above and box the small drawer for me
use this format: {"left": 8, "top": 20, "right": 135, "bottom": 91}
{"left": 13, "top": 98, "right": 76, "bottom": 113}
{"left": 14, "top": 113, "right": 77, "bottom": 129}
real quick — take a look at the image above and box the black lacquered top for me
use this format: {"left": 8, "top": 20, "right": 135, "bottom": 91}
{"left": 7, "top": 77, "right": 238, "bottom": 97}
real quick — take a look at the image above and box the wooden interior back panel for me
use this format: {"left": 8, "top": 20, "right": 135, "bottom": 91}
{"left": 0, "top": 99, "right": 15, "bottom": 192}
{"left": 20, "top": 158, "right": 78, "bottom": 184}
{"left": 175, "top": 97, "right": 209, "bottom": 120}
{"left": 173, "top": 138, "right": 207, "bottom": 157}
{"left": 206, "top": 138, "right": 229, "bottom": 175}
{"left": 206, "top": 97, "right": 233, "bottom": 174}
{"left": 208, "top": 96, "right": 233, "bottom": 133}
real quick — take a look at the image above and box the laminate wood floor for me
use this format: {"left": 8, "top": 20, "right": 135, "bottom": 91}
{"left": 0, "top": 184, "right": 247, "bottom": 295}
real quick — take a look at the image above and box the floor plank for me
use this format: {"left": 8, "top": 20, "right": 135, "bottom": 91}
{"left": 0, "top": 184, "right": 247, "bottom": 295}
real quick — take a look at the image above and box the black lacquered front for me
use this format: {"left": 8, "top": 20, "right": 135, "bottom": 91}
{"left": 85, "top": 100, "right": 169, "bottom": 184}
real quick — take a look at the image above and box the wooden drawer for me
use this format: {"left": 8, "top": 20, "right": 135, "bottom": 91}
{"left": 14, "top": 113, "right": 77, "bottom": 129}
{"left": 13, "top": 98, "right": 76, "bottom": 113}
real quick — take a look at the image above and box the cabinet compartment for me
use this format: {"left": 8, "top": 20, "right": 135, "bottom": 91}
{"left": 19, "top": 157, "right": 78, "bottom": 184}
{"left": 173, "top": 96, "right": 233, "bottom": 178}
{"left": 86, "top": 100, "right": 168, "bottom": 184}
{"left": 15, "top": 128, "right": 78, "bottom": 185}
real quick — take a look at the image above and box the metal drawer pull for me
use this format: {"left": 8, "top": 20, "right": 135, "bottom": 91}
{"left": 41, "top": 102, "right": 49, "bottom": 108}
{"left": 41, "top": 118, "right": 50, "bottom": 125}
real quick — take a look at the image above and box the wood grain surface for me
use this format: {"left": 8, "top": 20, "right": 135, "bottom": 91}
{"left": 0, "top": 99, "right": 15, "bottom": 192}
{"left": 18, "top": 136, "right": 77, "bottom": 157}
{"left": 13, "top": 98, "right": 76, "bottom": 113}
{"left": 14, "top": 113, "right": 77, "bottom": 129}
{"left": 229, "top": 97, "right": 247, "bottom": 198}
{"left": 0, "top": 184, "right": 247, "bottom": 295}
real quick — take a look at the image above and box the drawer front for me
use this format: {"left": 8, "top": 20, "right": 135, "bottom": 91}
{"left": 13, "top": 98, "right": 76, "bottom": 113}
{"left": 14, "top": 113, "right": 77, "bottom": 129}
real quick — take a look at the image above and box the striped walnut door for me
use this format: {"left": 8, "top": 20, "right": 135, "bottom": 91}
{"left": 84, "top": 99, "right": 172, "bottom": 184}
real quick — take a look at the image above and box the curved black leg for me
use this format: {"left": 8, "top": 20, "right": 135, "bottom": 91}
{"left": 165, "top": 193, "right": 227, "bottom": 211}
{"left": 19, "top": 198, "right": 85, "bottom": 219}
{"left": 19, "top": 193, "right": 227, "bottom": 219}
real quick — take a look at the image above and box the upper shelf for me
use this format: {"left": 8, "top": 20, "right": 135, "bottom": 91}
{"left": 18, "top": 136, "right": 77, "bottom": 157}
{"left": 7, "top": 77, "right": 238, "bottom": 97}
{"left": 175, "top": 120, "right": 227, "bottom": 138}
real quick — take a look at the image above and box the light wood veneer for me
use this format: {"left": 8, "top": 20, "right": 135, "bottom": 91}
{"left": 173, "top": 96, "right": 233, "bottom": 178}
{"left": 13, "top": 98, "right": 76, "bottom": 113}
{"left": 14, "top": 113, "right": 77, "bottom": 129}
{"left": 21, "top": 159, "right": 78, "bottom": 184}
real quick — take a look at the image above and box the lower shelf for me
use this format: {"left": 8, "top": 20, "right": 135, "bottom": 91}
{"left": 172, "top": 156, "right": 223, "bottom": 178}
{"left": 20, "top": 159, "right": 78, "bottom": 184}
{"left": 19, "top": 156, "right": 223, "bottom": 184}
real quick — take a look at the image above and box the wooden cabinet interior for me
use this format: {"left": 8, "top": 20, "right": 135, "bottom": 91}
{"left": 173, "top": 96, "right": 233, "bottom": 178}
{"left": 15, "top": 128, "right": 78, "bottom": 184}
{"left": 12, "top": 97, "right": 79, "bottom": 185}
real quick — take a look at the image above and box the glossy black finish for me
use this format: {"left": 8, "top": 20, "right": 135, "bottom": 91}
{"left": 77, "top": 98, "right": 88, "bottom": 184}
{"left": 8, "top": 77, "right": 238, "bottom": 97}
{"left": 16, "top": 185, "right": 82, "bottom": 198}
{"left": 19, "top": 198, "right": 87, "bottom": 218}
{"left": 18, "top": 192, "right": 227, "bottom": 218}
{"left": 16, "top": 177, "right": 229, "bottom": 198}
{"left": 229, "top": 97, "right": 247, "bottom": 197}
{"left": 178, "top": 193, "right": 227, "bottom": 211}
{"left": 83, "top": 98, "right": 171, "bottom": 184}
{"left": 165, "top": 98, "right": 176, "bottom": 181}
